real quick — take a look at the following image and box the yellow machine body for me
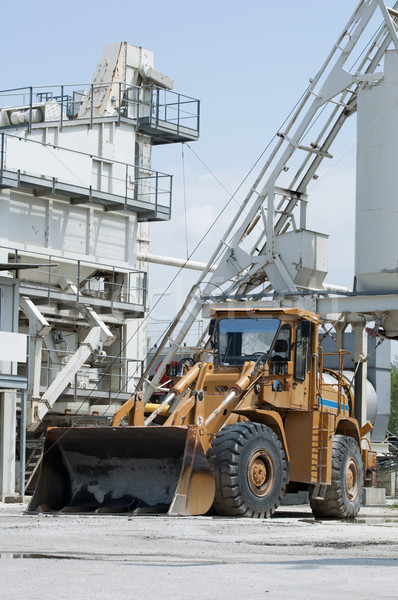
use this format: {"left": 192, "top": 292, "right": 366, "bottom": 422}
{"left": 28, "top": 308, "right": 375, "bottom": 518}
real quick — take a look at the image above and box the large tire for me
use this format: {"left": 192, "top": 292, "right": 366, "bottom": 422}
{"left": 207, "top": 422, "right": 289, "bottom": 518}
{"left": 310, "top": 434, "right": 363, "bottom": 519}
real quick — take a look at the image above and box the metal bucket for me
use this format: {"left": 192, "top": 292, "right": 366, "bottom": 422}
{"left": 27, "top": 425, "right": 215, "bottom": 516}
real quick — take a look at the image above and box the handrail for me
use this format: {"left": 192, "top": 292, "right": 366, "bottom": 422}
{"left": 0, "top": 131, "right": 170, "bottom": 174}
{"left": 0, "top": 244, "right": 147, "bottom": 309}
{"left": 0, "top": 82, "right": 200, "bottom": 135}
{"left": 0, "top": 132, "right": 172, "bottom": 215}
{"left": 322, "top": 350, "right": 352, "bottom": 415}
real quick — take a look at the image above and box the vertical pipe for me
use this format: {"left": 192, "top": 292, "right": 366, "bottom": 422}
{"left": 19, "top": 390, "right": 26, "bottom": 497}
{"left": 155, "top": 171, "right": 158, "bottom": 215}
{"left": 352, "top": 323, "right": 367, "bottom": 427}
{"left": 169, "top": 175, "right": 173, "bottom": 219}
{"left": 48, "top": 254, "right": 52, "bottom": 304}
{"left": 319, "top": 346, "right": 324, "bottom": 401}
{"left": 111, "top": 266, "right": 115, "bottom": 309}
{"left": 125, "top": 163, "right": 128, "bottom": 205}
{"left": 118, "top": 83, "right": 121, "bottom": 126}
{"left": 0, "top": 133, "right": 4, "bottom": 181}
{"left": 28, "top": 87, "right": 33, "bottom": 134}
{"left": 77, "top": 260, "right": 80, "bottom": 307}
{"left": 177, "top": 93, "right": 180, "bottom": 135}
{"left": 149, "top": 86, "right": 153, "bottom": 126}
{"left": 156, "top": 87, "right": 159, "bottom": 128}
{"left": 197, "top": 100, "right": 200, "bottom": 135}
{"left": 15, "top": 249, "right": 19, "bottom": 280}
{"left": 143, "top": 270, "right": 148, "bottom": 309}
{"left": 127, "top": 271, "right": 131, "bottom": 305}
{"left": 60, "top": 85, "right": 64, "bottom": 131}
{"left": 90, "top": 84, "right": 94, "bottom": 128}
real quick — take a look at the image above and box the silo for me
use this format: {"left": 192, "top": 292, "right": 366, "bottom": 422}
{"left": 355, "top": 50, "right": 398, "bottom": 336}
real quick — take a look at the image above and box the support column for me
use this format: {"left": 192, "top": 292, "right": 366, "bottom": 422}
{"left": 352, "top": 323, "right": 368, "bottom": 428}
{"left": 334, "top": 322, "right": 347, "bottom": 352}
{"left": 0, "top": 391, "right": 17, "bottom": 501}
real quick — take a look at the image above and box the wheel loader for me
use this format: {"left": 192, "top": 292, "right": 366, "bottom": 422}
{"left": 28, "top": 306, "right": 376, "bottom": 518}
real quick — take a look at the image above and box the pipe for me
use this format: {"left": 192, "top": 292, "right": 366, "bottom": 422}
{"left": 19, "top": 390, "right": 27, "bottom": 497}
{"left": 145, "top": 392, "right": 175, "bottom": 425}
{"left": 323, "top": 283, "right": 352, "bottom": 293}
{"left": 10, "top": 108, "right": 43, "bottom": 126}
{"left": 137, "top": 252, "right": 216, "bottom": 273}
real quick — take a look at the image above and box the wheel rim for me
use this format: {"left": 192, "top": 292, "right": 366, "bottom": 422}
{"left": 345, "top": 458, "right": 359, "bottom": 501}
{"left": 247, "top": 450, "right": 274, "bottom": 497}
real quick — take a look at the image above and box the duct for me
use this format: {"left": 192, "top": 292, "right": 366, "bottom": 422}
{"left": 28, "top": 325, "right": 102, "bottom": 431}
{"left": 139, "top": 63, "right": 173, "bottom": 89}
{"left": 137, "top": 251, "right": 217, "bottom": 272}
{"left": 19, "top": 297, "right": 52, "bottom": 401}
{"left": 322, "top": 283, "right": 352, "bottom": 293}
{"left": 26, "top": 282, "right": 115, "bottom": 431}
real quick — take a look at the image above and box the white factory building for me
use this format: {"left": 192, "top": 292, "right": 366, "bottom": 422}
{"left": 0, "top": 42, "right": 199, "bottom": 500}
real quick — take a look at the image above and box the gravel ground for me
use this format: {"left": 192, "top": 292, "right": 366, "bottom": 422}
{"left": 0, "top": 502, "right": 397, "bottom": 600}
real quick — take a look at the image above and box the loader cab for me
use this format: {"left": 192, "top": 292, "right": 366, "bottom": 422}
{"left": 211, "top": 310, "right": 314, "bottom": 383}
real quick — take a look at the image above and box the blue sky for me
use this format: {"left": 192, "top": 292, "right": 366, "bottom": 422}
{"left": 0, "top": 1, "right": 385, "bottom": 342}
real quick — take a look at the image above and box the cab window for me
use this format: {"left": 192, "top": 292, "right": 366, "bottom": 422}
{"left": 294, "top": 321, "right": 311, "bottom": 381}
{"left": 218, "top": 317, "right": 280, "bottom": 366}
{"left": 270, "top": 324, "right": 291, "bottom": 361}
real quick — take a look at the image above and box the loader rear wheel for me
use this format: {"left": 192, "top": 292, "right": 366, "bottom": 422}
{"left": 208, "top": 422, "right": 288, "bottom": 518}
{"left": 310, "top": 434, "right": 363, "bottom": 519}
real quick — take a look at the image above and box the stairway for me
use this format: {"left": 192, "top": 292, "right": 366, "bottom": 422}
{"left": 24, "top": 433, "right": 45, "bottom": 493}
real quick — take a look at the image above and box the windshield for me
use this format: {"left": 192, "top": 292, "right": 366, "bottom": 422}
{"left": 218, "top": 318, "right": 280, "bottom": 366}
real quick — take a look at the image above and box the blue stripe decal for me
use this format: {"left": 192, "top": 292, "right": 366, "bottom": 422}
{"left": 318, "top": 398, "right": 349, "bottom": 412}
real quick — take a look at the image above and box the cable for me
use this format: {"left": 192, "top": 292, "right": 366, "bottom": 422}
{"left": 73, "top": 93, "right": 313, "bottom": 417}
{"left": 72, "top": 80, "right": 323, "bottom": 417}
{"left": 181, "top": 143, "right": 189, "bottom": 259}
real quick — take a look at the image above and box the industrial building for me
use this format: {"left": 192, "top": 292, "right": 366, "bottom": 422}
{"left": 0, "top": 42, "right": 199, "bottom": 500}
{"left": 1, "top": 0, "right": 398, "bottom": 511}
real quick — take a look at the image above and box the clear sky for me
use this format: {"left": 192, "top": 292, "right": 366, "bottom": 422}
{"left": 0, "top": 1, "right": 385, "bottom": 344}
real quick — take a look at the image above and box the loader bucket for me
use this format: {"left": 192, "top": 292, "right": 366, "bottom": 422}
{"left": 27, "top": 425, "right": 215, "bottom": 516}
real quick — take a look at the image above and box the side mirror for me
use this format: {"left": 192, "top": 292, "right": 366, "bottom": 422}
{"left": 208, "top": 318, "right": 216, "bottom": 337}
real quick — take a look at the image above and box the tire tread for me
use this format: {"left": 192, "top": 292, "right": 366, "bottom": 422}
{"left": 208, "top": 422, "right": 289, "bottom": 518}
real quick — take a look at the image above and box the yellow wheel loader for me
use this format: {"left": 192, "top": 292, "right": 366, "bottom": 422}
{"left": 28, "top": 307, "right": 376, "bottom": 518}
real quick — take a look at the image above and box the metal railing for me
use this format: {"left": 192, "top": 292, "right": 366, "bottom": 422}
{"left": 0, "top": 82, "right": 200, "bottom": 137}
{"left": 2, "top": 245, "right": 148, "bottom": 312}
{"left": 316, "top": 348, "right": 351, "bottom": 415}
{"left": 135, "top": 85, "right": 200, "bottom": 137}
{"left": 0, "top": 132, "right": 172, "bottom": 217}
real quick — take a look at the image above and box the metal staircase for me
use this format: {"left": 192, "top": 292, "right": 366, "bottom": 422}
{"left": 24, "top": 433, "right": 45, "bottom": 493}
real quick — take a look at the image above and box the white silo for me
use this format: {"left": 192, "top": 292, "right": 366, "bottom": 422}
{"left": 355, "top": 49, "right": 398, "bottom": 337}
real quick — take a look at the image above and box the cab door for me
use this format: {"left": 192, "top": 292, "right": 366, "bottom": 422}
{"left": 292, "top": 320, "right": 312, "bottom": 408}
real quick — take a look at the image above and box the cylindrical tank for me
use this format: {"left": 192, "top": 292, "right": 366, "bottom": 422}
{"left": 355, "top": 50, "right": 398, "bottom": 336}
{"left": 10, "top": 108, "right": 43, "bottom": 125}
{"left": 341, "top": 371, "right": 378, "bottom": 426}
{"left": 355, "top": 50, "right": 398, "bottom": 292}
{"left": 322, "top": 370, "right": 378, "bottom": 424}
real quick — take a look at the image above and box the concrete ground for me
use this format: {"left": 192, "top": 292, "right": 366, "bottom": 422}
{"left": 0, "top": 502, "right": 397, "bottom": 600}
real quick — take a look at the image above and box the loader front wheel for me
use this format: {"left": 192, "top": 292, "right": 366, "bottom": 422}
{"left": 208, "top": 422, "right": 288, "bottom": 518}
{"left": 310, "top": 434, "right": 363, "bottom": 519}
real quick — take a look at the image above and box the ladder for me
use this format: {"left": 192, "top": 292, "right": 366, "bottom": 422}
{"left": 312, "top": 414, "right": 331, "bottom": 496}
{"left": 140, "top": 1, "right": 398, "bottom": 403}
{"left": 24, "top": 433, "right": 45, "bottom": 493}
